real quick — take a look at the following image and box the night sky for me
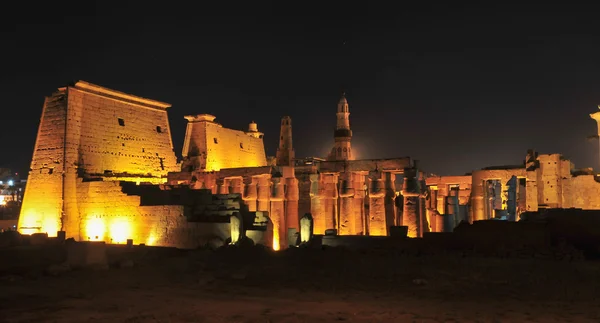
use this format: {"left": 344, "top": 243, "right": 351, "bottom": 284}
{"left": 4, "top": 2, "right": 600, "bottom": 177}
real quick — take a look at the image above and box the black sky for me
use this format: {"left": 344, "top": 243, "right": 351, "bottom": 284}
{"left": 3, "top": 2, "right": 600, "bottom": 176}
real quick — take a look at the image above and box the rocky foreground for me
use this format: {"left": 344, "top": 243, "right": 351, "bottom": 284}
{"left": 1, "top": 245, "right": 600, "bottom": 323}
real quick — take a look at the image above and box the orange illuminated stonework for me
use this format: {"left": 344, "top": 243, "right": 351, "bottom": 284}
{"left": 16, "top": 82, "right": 432, "bottom": 249}
{"left": 425, "top": 150, "right": 600, "bottom": 230}
{"left": 181, "top": 114, "right": 267, "bottom": 172}
{"left": 20, "top": 81, "right": 600, "bottom": 250}
{"left": 18, "top": 81, "right": 179, "bottom": 240}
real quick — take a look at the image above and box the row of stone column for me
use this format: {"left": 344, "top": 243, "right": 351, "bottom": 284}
{"left": 308, "top": 168, "right": 426, "bottom": 237}
{"left": 192, "top": 173, "right": 299, "bottom": 250}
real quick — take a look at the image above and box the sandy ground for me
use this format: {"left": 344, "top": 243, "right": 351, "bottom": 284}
{"left": 1, "top": 246, "right": 600, "bottom": 323}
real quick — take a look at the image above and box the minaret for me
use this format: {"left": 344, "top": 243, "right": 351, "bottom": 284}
{"left": 276, "top": 116, "right": 295, "bottom": 166}
{"left": 590, "top": 106, "right": 600, "bottom": 169}
{"left": 328, "top": 92, "right": 353, "bottom": 161}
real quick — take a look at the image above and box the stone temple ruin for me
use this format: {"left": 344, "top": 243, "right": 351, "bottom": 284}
{"left": 17, "top": 81, "right": 600, "bottom": 250}
{"left": 426, "top": 150, "right": 600, "bottom": 230}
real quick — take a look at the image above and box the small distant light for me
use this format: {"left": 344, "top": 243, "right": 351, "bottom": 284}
{"left": 0, "top": 181, "right": 3, "bottom": 184}
{"left": 7, "top": 180, "right": 13, "bottom": 186}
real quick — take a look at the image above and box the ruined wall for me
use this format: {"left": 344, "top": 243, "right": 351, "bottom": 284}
{"left": 76, "top": 180, "right": 181, "bottom": 244}
{"left": 426, "top": 176, "right": 471, "bottom": 210}
{"left": 182, "top": 115, "right": 267, "bottom": 171}
{"left": 534, "top": 154, "right": 571, "bottom": 208}
{"left": 467, "top": 153, "right": 600, "bottom": 222}
{"left": 18, "top": 91, "right": 67, "bottom": 236}
{"left": 75, "top": 180, "right": 229, "bottom": 248}
{"left": 562, "top": 175, "right": 600, "bottom": 209}
{"left": 470, "top": 168, "right": 527, "bottom": 221}
{"left": 425, "top": 175, "right": 471, "bottom": 232}
{"left": 171, "top": 166, "right": 299, "bottom": 249}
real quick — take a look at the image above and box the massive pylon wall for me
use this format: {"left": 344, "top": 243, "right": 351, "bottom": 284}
{"left": 18, "top": 81, "right": 179, "bottom": 237}
{"left": 182, "top": 114, "right": 267, "bottom": 172}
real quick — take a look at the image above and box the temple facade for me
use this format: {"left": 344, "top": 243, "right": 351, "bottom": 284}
{"left": 17, "top": 81, "right": 600, "bottom": 250}
{"left": 18, "top": 82, "right": 427, "bottom": 250}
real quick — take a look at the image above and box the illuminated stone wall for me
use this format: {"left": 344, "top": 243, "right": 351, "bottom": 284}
{"left": 76, "top": 180, "right": 184, "bottom": 245}
{"left": 563, "top": 175, "right": 600, "bottom": 209}
{"left": 470, "top": 168, "right": 527, "bottom": 221}
{"left": 18, "top": 91, "right": 67, "bottom": 236}
{"left": 19, "top": 81, "right": 423, "bottom": 248}
{"left": 19, "top": 81, "right": 179, "bottom": 238}
{"left": 169, "top": 166, "right": 294, "bottom": 250}
{"left": 435, "top": 151, "right": 600, "bottom": 224}
{"left": 75, "top": 179, "right": 234, "bottom": 248}
{"left": 298, "top": 158, "right": 411, "bottom": 236}
{"left": 164, "top": 158, "right": 412, "bottom": 248}
{"left": 181, "top": 114, "right": 267, "bottom": 172}
{"left": 66, "top": 82, "right": 179, "bottom": 176}
{"left": 532, "top": 154, "right": 571, "bottom": 208}
{"left": 425, "top": 175, "right": 472, "bottom": 232}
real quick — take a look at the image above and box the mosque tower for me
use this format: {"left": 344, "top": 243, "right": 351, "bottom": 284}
{"left": 590, "top": 106, "right": 600, "bottom": 170}
{"left": 276, "top": 116, "right": 295, "bottom": 166}
{"left": 327, "top": 92, "right": 353, "bottom": 161}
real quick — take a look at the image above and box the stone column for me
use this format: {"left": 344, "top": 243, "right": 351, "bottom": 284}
{"left": 384, "top": 172, "right": 396, "bottom": 230}
{"left": 445, "top": 194, "right": 458, "bottom": 231}
{"left": 256, "top": 175, "right": 271, "bottom": 212}
{"left": 419, "top": 172, "right": 429, "bottom": 234}
{"left": 352, "top": 172, "right": 366, "bottom": 235}
{"left": 263, "top": 217, "right": 274, "bottom": 250}
{"left": 368, "top": 174, "right": 387, "bottom": 236}
{"left": 201, "top": 173, "right": 216, "bottom": 194}
{"left": 270, "top": 177, "right": 286, "bottom": 250}
{"left": 338, "top": 172, "right": 355, "bottom": 235}
{"left": 394, "top": 194, "right": 404, "bottom": 227}
{"left": 242, "top": 177, "right": 257, "bottom": 212}
{"left": 229, "top": 177, "right": 243, "bottom": 195}
{"left": 493, "top": 181, "right": 503, "bottom": 214}
{"left": 430, "top": 209, "right": 443, "bottom": 232}
{"left": 470, "top": 172, "right": 485, "bottom": 222}
{"left": 285, "top": 177, "right": 299, "bottom": 232}
{"left": 217, "top": 178, "right": 229, "bottom": 195}
{"left": 309, "top": 174, "right": 325, "bottom": 234}
{"left": 323, "top": 173, "right": 339, "bottom": 232}
{"left": 402, "top": 167, "right": 421, "bottom": 237}
{"left": 425, "top": 188, "right": 438, "bottom": 232}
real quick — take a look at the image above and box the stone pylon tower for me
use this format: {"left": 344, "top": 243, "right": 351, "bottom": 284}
{"left": 276, "top": 116, "right": 295, "bottom": 166}
{"left": 328, "top": 92, "right": 353, "bottom": 161}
